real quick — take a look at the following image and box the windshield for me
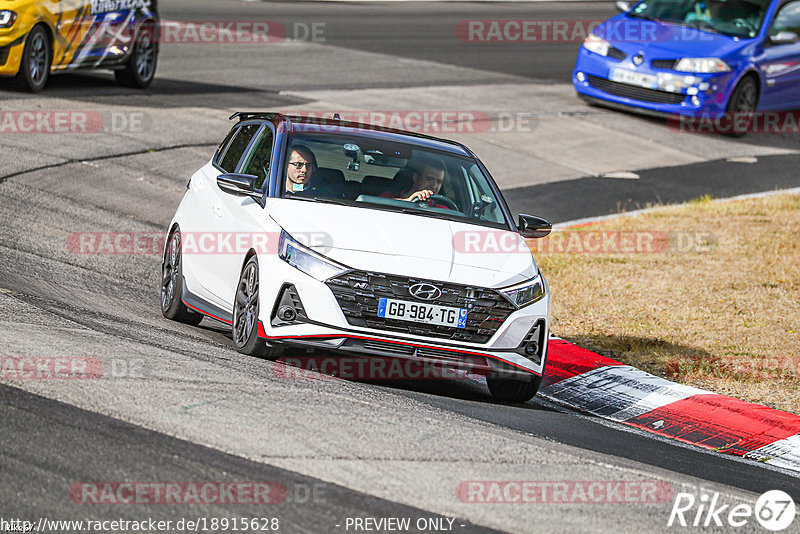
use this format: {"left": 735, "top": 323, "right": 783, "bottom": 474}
{"left": 629, "top": 0, "right": 771, "bottom": 38}
{"left": 280, "top": 132, "right": 511, "bottom": 230}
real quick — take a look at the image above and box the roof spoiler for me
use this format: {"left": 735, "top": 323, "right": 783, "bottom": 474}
{"left": 229, "top": 112, "right": 280, "bottom": 121}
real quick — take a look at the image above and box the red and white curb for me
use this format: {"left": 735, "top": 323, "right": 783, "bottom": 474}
{"left": 542, "top": 339, "right": 800, "bottom": 474}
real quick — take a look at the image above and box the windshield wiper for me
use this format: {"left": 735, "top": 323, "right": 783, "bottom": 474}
{"left": 399, "top": 207, "right": 464, "bottom": 222}
{"left": 627, "top": 12, "right": 659, "bottom": 21}
{"left": 289, "top": 196, "right": 350, "bottom": 206}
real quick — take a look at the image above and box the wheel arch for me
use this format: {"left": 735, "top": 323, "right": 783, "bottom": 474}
{"left": 22, "top": 20, "right": 56, "bottom": 64}
{"left": 133, "top": 15, "right": 161, "bottom": 54}
{"left": 730, "top": 68, "right": 762, "bottom": 109}
{"left": 162, "top": 222, "right": 181, "bottom": 258}
{"left": 241, "top": 248, "right": 258, "bottom": 274}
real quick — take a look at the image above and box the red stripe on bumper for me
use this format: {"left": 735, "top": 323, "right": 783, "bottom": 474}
{"left": 258, "top": 321, "right": 540, "bottom": 376}
{"left": 183, "top": 301, "right": 232, "bottom": 325}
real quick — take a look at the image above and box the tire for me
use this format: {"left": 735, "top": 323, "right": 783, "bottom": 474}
{"left": 161, "top": 228, "right": 204, "bottom": 325}
{"left": 725, "top": 76, "right": 758, "bottom": 138}
{"left": 15, "top": 26, "right": 51, "bottom": 93}
{"left": 487, "top": 375, "right": 542, "bottom": 403}
{"left": 115, "top": 22, "right": 157, "bottom": 88}
{"left": 233, "top": 257, "right": 283, "bottom": 360}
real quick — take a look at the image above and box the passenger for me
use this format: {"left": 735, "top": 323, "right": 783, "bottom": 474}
{"left": 285, "top": 145, "right": 317, "bottom": 194}
{"left": 380, "top": 157, "right": 449, "bottom": 207}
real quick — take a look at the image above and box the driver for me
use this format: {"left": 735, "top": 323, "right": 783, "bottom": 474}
{"left": 684, "top": 0, "right": 725, "bottom": 23}
{"left": 380, "top": 157, "right": 449, "bottom": 207}
{"left": 285, "top": 144, "right": 317, "bottom": 194}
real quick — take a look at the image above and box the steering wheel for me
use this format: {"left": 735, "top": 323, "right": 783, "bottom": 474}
{"left": 733, "top": 18, "right": 756, "bottom": 34}
{"left": 414, "top": 194, "right": 459, "bottom": 211}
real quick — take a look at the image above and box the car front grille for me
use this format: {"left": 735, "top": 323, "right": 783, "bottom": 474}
{"left": 325, "top": 270, "right": 516, "bottom": 344}
{"left": 0, "top": 46, "right": 9, "bottom": 67}
{"left": 651, "top": 59, "right": 678, "bottom": 70}
{"left": 608, "top": 47, "right": 627, "bottom": 61}
{"left": 587, "top": 75, "right": 686, "bottom": 104}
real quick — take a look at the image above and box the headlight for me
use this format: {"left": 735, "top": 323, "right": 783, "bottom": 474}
{"left": 674, "top": 58, "right": 731, "bottom": 73}
{"left": 278, "top": 230, "right": 349, "bottom": 281}
{"left": 0, "top": 10, "right": 17, "bottom": 28}
{"left": 500, "top": 274, "right": 545, "bottom": 308}
{"left": 583, "top": 33, "right": 610, "bottom": 57}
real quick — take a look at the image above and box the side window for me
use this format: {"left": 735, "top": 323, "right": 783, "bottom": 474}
{"left": 218, "top": 124, "right": 260, "bottom": 173}
{"left": 467, "top": 165, "right": 503, "bottom": 224}
{"left": 240, "top": 127, "right": 275, "bottom": 190}
{"left": 771, "top": 1, "right": 800, "bottom": 36}
{"left": 215, "top": 126, "right": 238, "bottom": 164}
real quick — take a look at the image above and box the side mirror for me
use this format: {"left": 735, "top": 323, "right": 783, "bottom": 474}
{"left": 217, "top": 173, "right": 262, "bottom": 199}
{"left": 616, "top": 1, "right": 632, "bottom": 13}
{"left": 769, "top": 31, "right": 799, "bottom": 46}
{"left": 518, "top": 214, "right": 552, "bottom": 239}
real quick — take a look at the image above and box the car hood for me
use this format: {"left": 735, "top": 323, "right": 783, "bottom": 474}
{"left": 597, "top": 15, "right": 748, "bottom": 60}
{"left": 269, "top": 199, "right": 537, "bottom": 288}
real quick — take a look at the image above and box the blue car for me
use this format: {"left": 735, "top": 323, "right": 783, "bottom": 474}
{"left": 573, "top": 0, "right": 800, "bottom": 124}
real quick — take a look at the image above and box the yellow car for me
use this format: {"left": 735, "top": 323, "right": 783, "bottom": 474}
{"left": 0, "top": 0, "right": 159, "bottom": 92}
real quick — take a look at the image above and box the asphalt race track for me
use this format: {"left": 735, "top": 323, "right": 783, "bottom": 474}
{"left": 1, "top": 1, "right": 799, "bottom": 533}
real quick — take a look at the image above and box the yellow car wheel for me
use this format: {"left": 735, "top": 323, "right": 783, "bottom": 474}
{"left": 16, "top": 25, "right": 51, "bottom": 93}
{"left": 115, "top": 22, "right": 157, "bottom": 88}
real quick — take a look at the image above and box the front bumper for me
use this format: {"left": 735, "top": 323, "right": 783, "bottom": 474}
{"left": 0, "top": 31, "right": 26, "bottom": 76}
{"left": 572, "top": 47, "right": 735, "bottom": 119}
{"left": 257, "top": 259, "right": 550, "bottom": 378}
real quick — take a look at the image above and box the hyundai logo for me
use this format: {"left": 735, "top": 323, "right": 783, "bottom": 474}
{"left": 409, "top": 283, "right": 442, "bottom": 301}
{"left": 633, "top": 54, "right": 644, "bottom": 66}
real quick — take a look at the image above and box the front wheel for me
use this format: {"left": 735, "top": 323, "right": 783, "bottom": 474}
{"left": 16, "top": 26, "right": 51, "bottom": 92}
{"left": 233, "top": 257, "right": 283, "bottom": 360}
{"left": 725, "top": 76, "right": 758, "bottom": 137}
{"left": 115, "top": 22, "right": 157, "bottom": 88}
{"left": 487, "top": 375, "right": 542, "bottom": 403}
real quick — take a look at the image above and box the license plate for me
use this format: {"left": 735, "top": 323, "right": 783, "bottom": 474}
{"left": 610, "top": 68, "right": 658, "bottom": 89}
{"left": 377, "top": 298, "right": 468, "bottom": 329}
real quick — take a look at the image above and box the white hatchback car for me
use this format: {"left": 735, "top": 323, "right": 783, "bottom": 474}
{"left": 162, "top": 113, "right": 552, "bottom": 402}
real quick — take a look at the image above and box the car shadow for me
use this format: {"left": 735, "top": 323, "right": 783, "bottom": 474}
{"left": 554, "top": 333, "right": 719, "bottom": 383}
{"left": 0, "top": 72, "right": 311, "bottom": 109}
{"left": 194, "top": 319, "right": 579, "bottom": 410}
{"left": 271, "top": 346, "right": 554, "bottom": 409}
{"left": 588, "top": 102, "right": 800, "bottom": 151}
